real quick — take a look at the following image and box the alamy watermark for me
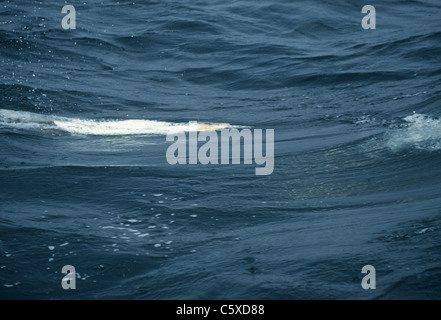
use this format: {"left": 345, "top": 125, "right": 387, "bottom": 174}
{"left": 361, "top": 265, "right": 376, "bottom": 290}
{"left": 361, "top": 5, "right": 376, "bottom": 30}
{"left": 166, "top": 122, "right": 274, "bottom": 176}
{"left": 61, "top": 5, "right": 76, "bottom": 30}
{"left": 61, "top": 265, "right": 76, "bottom": 289}
{"left": 61, "top": 5, "right": 376, "bottom": 31}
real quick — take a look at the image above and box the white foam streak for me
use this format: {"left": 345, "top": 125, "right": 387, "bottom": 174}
{"left": 0, "top": 109, "right": 233, "bottom": 136}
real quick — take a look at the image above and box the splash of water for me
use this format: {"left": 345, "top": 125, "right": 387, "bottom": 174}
{"left": 386, "top": 113, "right": 441, "bottom": 152}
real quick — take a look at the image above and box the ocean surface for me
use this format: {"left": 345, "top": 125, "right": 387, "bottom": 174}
{"left": 1, "top": 0, "right": 441, "bottom": 299}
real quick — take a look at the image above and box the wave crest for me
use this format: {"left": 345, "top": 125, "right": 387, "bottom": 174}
{"left": 386, "top": 113, "right": 441, "bottom": 152}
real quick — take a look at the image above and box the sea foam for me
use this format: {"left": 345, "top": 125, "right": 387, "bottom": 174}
{"left": 386, "top": 113, "right": 441, "bottom": 152}
{"left": 0, "top": 109, "right": 232, "bottom": 136}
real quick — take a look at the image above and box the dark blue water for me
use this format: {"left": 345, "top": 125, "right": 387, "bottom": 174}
{"left": 1, "top": 0, "right": 441, "bottom": 299}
